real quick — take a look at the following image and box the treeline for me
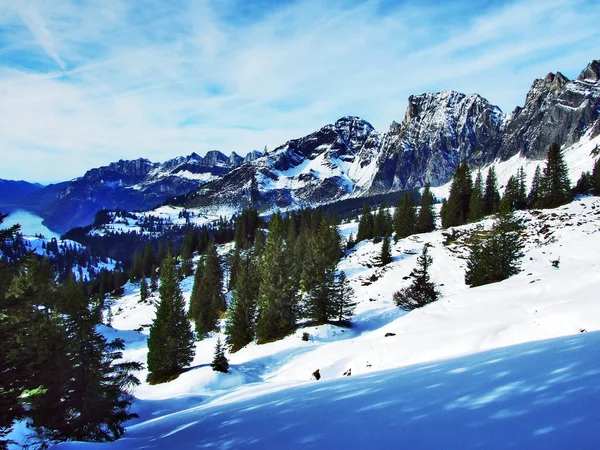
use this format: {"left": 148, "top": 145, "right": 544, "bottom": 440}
{"left": 145, "top": 207, "right": 356, "bottom": 383}
{"left": 0, "top": 216, "right": 141, "bottom": 449}
{"left": 353, "top": 184, "right": 436, "bottom": 245}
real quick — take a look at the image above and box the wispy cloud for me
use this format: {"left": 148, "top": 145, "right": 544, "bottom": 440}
{"left": 0, "top": 0, "right": 599, "bottom": 182}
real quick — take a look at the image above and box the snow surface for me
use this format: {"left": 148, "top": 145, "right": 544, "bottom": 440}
{"left": 430, "top": 130, "right": 600, "bottom": 201}
{"left": 50, "top": 195, "right": 600, "bottom": 449}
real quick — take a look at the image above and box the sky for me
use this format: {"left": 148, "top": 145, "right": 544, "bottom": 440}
{"left": 0, "top": 0, "right": 599, "bottom": 183}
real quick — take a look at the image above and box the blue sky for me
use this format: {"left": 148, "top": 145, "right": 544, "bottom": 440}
{"left": 0, "top": 0, "right": 599, "bottom": 183}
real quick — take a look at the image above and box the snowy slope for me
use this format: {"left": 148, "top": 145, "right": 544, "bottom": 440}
{"left": 47, "top": 195, "right": 600, "bottom": 449}
{"left": 56, "top": 331, "right": 600, "bottom": 449}
{"left": 431, "top": 130, "right": 600, "bottom": 201}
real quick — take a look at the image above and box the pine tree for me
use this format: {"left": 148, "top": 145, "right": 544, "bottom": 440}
{"left": 465, "top": 211, "right": 524, "bottom": 287}
{"left": 417, "top": 184, "right": 436, "bottom": 233}
{"left": 528, "top": 165, "right": 544, "bottom": 208}
{"left": 256, "top": 212, "right": 298, "bottom": 342}
{"left": 540, "top": 142, "right": 571, "bottom": 208}
{"left": 147, "top": 253, "right": 195, "bottom": 383}
{"left": 394, "top": 194, "right": 417, "bottom": 240}
{"left": 332, "top": 271, "right": 356, "bottom": 322}
{"left": 139, "top": 277, "right": 149, "bottom": 303}
{"left": 356, "top": 204, "right": 374, "bottom": 242}
{"left": 393, "top": 245, "right": 439, "bottom": 310}
{"left": 379, "top": 235, "right": 392, "bottom": 266}
{"left": 188, "top": 241, "right": 225, "bottom": 337}
{"left": 483, "top": 167, "right": 501, "bottom": 215}
{"left": 468, "top": 171, "right": 484, "bottom": 222}
{"left": 573, "top": 171, "right": 594, "bottom": 196}
{"left": 593, "top": 158, "right": 600, "bottom": 195}
{"left": 500, "top": 175, "right": 519, "bottom": 212}
{"left": 442, "top": 161, "right": 473, "bottom": 228}
{"left": 211, "top": 338, "right": 229, "bottom": 374}
{"left": 303, "top": 218, "right": 340, "bottom": 323}
{"left": 225, "top": 253, "right": 259, "bottom": 352}
{"left": 516, "top": 166, "right": 528, "bottom": 210}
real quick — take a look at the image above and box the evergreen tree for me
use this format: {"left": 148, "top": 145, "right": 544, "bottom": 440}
{"left": 379, "top": 235, "right": 392, "bottom": 266}
{"left": 139, "top": 278, "right": 149, "bottom": 303}
{"left": 211, "top": 338, "right": 229, "bottom": 374}
{"left": 442, "top": 161, "right": 473, "bottom": 228}
{"left": 256, "top": 213, "right": 298, "bottom": 342}
{"left": 541, "top": 142, "right": 571, "bottom": 208}
{"left": 465, "top": 211, "right": 524, "bottom": 287}
{"left": 394, "top": 194, "right": 417, "bottom": 240}
{"left": 188, "top": 241, "right": 225, "bottom": 337}
{"left": 516, "top": 166, "right": 528, "bottom": 209}
{"left": 332, "top": 271, "right": 356, "bottom": 322}
{"left": 417, "top": 184, "right": 436, "bottom": 233}
{"left": 225, "top": 253, "right": 259, "bottom": 352}
{"left": 147, "top": 253, "right": 195, "bottom": 383}
{"left": 573, "top": 171, "right": 594, "bottom": 196}
{"left": 356, "top": 204, "right": 374, "bottom": 242}
{"left": 469, "top": 171, "right": 484, "bottom": 222}
{"left": 593, "top": 158, "right": 600, "bottom": 195}
{"left": 528, "top": 165, "right": 544, "bottom": 208}
{"left": 50, "top": 278, "right": 142, "bottom": 443}
{"left": 500, "top": 175, "right": 519, "bottom": 212}
{"left": 303, "top": 218, "right": 340, "bottom": 323}
{"left": 483, "top": 167, "right": 501, "bottom": 215}
{"left": 393, "top": 245, "right": 439, "bottom": 310}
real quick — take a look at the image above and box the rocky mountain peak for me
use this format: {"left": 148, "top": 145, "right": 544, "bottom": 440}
{"left": 578, "top": 60, "right": 600, "bottom": 82}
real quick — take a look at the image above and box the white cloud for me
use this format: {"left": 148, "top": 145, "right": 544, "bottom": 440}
{"left": 0, "top": 0, "right": 599, "bottom": 182}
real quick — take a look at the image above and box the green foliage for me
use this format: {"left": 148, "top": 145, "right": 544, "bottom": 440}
{"left": 256, "top": 212, "right": 298, "bottom": 342}
{"left": 541, "top": 142, "right": 571, "bottom": 208}
{"left": 442, "top": 161, "right": 473, "bottom": 228}
{"left": 189, "top": 241, "right": 225, "bottom": 337}
{"left": 394, "top": 194, "right": 417, "bottom": 239}
{"left": 469, "top": 171, "right": 484, "bottom": 222}
{"left": 528, "top": 166, "right": 544, "bottom": 208}
{"left": 139, "top": 278, "right": 149, "bottom": 303}
{"left": 573, "top": 171, "right": 594, "bottom": 196}
{"left": 593, "top": 158, "right": 600, "bottom": 195}
{"left": 147, "top": 253, "right": 195, "bottom": 382}
{"left": 465, "top": 211, "right": 524, "bottom": 287}
{"left": 211, "top": 338, "right": 229, "bottom": 374}
{"left": 417, "top": 183, "right": 436, "bottom": 233}
{"left": 356, "top": 204, "right": 374, "bottom": 242}
{"left": 393, "top": 245, "right": 440, "bottom": 310}
{"left": 225, "top": 253, "right": 259, "bottom": 352}
{"left": 0, "top": 234, "right": 141, "bottom": 448}
{"left": 332, "top": 271, "right": 356, "bottom": 322}
{"left": 483, "top": 166, "right": 501, "bottom": 215}
{"left": 379, "top": 235, "right": 393, "bottom": 266}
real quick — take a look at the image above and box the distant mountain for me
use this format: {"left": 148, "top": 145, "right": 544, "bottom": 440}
{"left": 21, "top": 59, "right": 600, "bottom": 232}
{"left": 177, "top": 116, "right": 382, "bottom": 211}
{"left": 0, "top": 179, "right": 43, "bottom": 213}
{"left": 22, "top": 151, "right": 251, "bottom": 233}
{"left": 177, "top": 59, "right": 600, "bottom": 210}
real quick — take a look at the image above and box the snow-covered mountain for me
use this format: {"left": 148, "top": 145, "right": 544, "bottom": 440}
{"left": 14, "top": 60, "right": 600, "bottom": 233}
{"left": 177, "top": 59, "right": 599, "bottom": 212}
{"left": 180, "top": 116, "right": 382, "bottom": 212}
{"left": 46, "top": 194, "right": 600, "bottom": 449}
{"left": 21, "top": 151, "right": 251, "bottom": 233}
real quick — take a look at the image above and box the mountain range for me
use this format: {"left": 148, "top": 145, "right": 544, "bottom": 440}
{"left": 7, "top": 59, "right": 600, "bottom": 233}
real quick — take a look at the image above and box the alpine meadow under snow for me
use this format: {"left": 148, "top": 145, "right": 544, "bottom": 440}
{"left": 2, "top": 14, "right": 600, "bottom": 446}
{"left": 37, "top": 190, "right": 600, "bottom": 448}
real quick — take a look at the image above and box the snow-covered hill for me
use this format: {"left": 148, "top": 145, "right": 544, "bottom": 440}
{"left": 44, "top": 195, "right": 600, "bottom": 449}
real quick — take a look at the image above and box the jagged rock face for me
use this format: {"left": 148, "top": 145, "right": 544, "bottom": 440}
{"left": 369, "top": 91, "right": 504, "bottom": 192}
{"left": 181, "top": 117, "right": 381, "bottom": 211}
{"left": 499, "top": 62, "right": 600, "bottom": 160}
{"left": 24, "top": 152, "right": 244, "bottom": 232}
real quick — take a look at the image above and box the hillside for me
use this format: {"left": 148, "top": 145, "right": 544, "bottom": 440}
{"left": 42, "top": 195, "right": 600, "bottom": 449}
